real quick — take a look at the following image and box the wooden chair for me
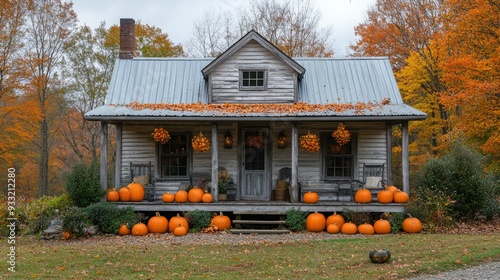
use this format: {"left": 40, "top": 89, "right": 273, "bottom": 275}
{"left": 130, "top": 162, "right": 155, "bottom": 201}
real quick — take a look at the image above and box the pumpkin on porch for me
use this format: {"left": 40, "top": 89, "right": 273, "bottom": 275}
{"left": 211, "top": 212, "right": 231, "bottom": 231}
{"left": 106, "top": 188, "right": 119, "bottom": 202}
{"left": 147, "top": 212, "right": 168, "bottom": 234}
{"left": 118, "top": 186, "right": 131, "bottom": 202}
{"left": 175, "top": 190, "right": 188, "bottom": 203}
{"left": 386, "top": 185, "right": 399, "bottom": 195}
{"left": 162, "top": 193, "right": 175, "bottom": 203}
{"left": 354, "top": 188, "right": 372, "bottom": 203}
{"left": 202, "top": 191, "right": 213, "bottom": 203}
{"left": 303, "top": 191, "right": 319, "bottom": 203}
{"left": 169, "top": 213, "right": 189, "bottom": 232}
{"left": 376, "top": 188, "right": 393, "bottom": 204}
{"left": 188, "top": 187, "right": 204, "bottom": 203}
{"left": 306, "top": 211, "right": 326, "bottom": 232}
{"left": 326, "top": 212, "right": 345, "bottom": 228}
{"left": 393, "top": 190, "right": 409, "bottom": 203}
{"left": 131, "top": 222, "right": 148, "bottom": 236}
{"left": 128, "top": 182, "right": 145, "bottom": 202}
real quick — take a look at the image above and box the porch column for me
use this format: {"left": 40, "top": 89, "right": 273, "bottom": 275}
{"left": 114, "top": 123, "right": 122, "bottom": 188}
{"left": 386, "top": 124, "right": 393, "bottom": 186}
{"left": 290, "top": 122, "right": 299, "bottom": 203}
{"left": 211, "top": 123, "right": 219, "bottom": 201}
{"left": 401, "top": 121, "right": 410, "bottom": 194}
{"left": 100, "top": 122, "right": 108, "bottom": 200}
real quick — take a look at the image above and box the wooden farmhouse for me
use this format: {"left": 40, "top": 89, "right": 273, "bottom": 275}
{"left": 85, "top": 19, "right": 426, "bottom": 213}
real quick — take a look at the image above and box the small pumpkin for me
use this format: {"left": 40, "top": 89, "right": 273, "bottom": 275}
{"left": 326, "top": 223, "right": 341, "bottom": 234}
{"left": 402, "top": 216, "right": 422, "bottom": 233}
{"left": 118, "top": 186, "right": 131, "bottom": 202}
{"left": 162, "top": 193, "right": 175, "bottom": 203}
{"left": 147, "top": 212, "right": 168, "bottom": 234}
{"left": 202, "top": 191, "right": 213, "bottom": 203}
{"left": 173, "top": 224, "right": 187, "bottom": 236}
{"left": 326, "top": 211, "right": 345, "bottom": 228}
{"left": 211, "top": 212, "right": 231, "bottom": 231}
{"left": 118, "top": 224, "right": 131, "bottom": 235}
{"left": 357, "top": 223, "right": 375, "bottom": 235}
{"left": 306, "top": 211, "right": 326, "bottom": 232}
{"left": 376, "top": 189, "right": 393, "bottom": 204}
{"left": 386, "top": 185, "right": 399, "bottom": 195}
{"left": 341, "top": 222, "right": 357, "bottom": 234}
{"left": 169, "top": 213, "right": 189, "bottom": 233}
{"left": 188, "top": 187, "right": 204, "bottom": 203}
{"left": 369, "top": 249, "right": 391, "bottom": 263}
{"left": 354, "top": 188, "right": 372, "bottom": 203}
{"left": 373, "top": 219, "right": 391, "bottom": 234}
{"left": 106, "top": 188, "right": 119, "bottom": 202}
{"left": 393, "top": 190, "right": 409, "bottom": 203}
{"left": 131, "top": 222, "right": 148, "bottom": 236}
{"left": 175, "top": 190, "right": 188, "bottom": 203}
{"left": 128, "top": 182, "right": 145, "bottom": 202}
{"left": 303, "top": 191, "right": 319, "bottom": 203}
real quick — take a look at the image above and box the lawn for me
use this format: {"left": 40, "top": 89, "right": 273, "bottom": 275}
{"left": 2, "top": 232, "right": 499, "bottom": 279}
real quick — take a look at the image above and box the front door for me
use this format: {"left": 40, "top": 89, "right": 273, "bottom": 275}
{"left": 240, "top": 128, "right": 270, "bottom": 200}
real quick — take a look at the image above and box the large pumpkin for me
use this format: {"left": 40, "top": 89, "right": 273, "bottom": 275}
{"left": 354, "top": 188, "right": 372, "bottom": 203}
{"left": 402, "top": 216, "right": 422, "bottom": 233}
{"left": 376, "top": 189, "right": 393, "bottom": 204}
{"left": 373, "top": 219, "right": 391, "bottom": 234}
{"left": 175, "top": 190, "right": 188, "bottom": 203}
{"left": 128, "top": 182, "right": 145, "bottom": 202}
{"left": 303, "top": 192, "right": 319, "bottom": 203}
{"left": 162, "top": 193, "right": 175, "bottom": 203}
{"left": 118, "top": 224, "right": 130, "bottom": 235}
{"left": 118, "top": 187, "right": 131, "bottom": 202}
{"left": 326, "top": 212, "right": 345, "bottom": 228}
{"left": 131, "top": 222, "right": 148, "bottom": 236}
{"left": 306, "top": 211, "right": 326, "bottom": 232}
{"left": 107, "top": 188, "right": 119, "bottom": 202}
{"left": 169, "top": 213, "right": 189, "bottom": 232}
{"left": 188, "top": 187, "right": 204, "bottom": 203}
{"left": 341, "top": 222, "right": 357, "bottom": 234}
{"left": 202, "top": 191, "right": 213, "bottom": 203}
{"left": 357, "top": 223, "right": 375, "bottom": 235}
{"left": 211, "top": 212, "right": 231, "bottom": 231}
{"left": 147, "top": 212, "right": 168, "bottom": 234}
{"left": 393, "top": 190, "right": 409, "bottom": 203}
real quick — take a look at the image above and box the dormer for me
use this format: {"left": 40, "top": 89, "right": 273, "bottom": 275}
{"left": 202, "top": 30, "right": 305, "bottom": 104}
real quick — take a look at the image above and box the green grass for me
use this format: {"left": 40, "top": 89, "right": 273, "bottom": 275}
{"left": 2, "top": 233, "right": 499, "bottom": 279}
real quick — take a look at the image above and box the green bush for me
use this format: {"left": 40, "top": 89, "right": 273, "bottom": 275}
{"left": 16, "top": 195, "right": 73, "bottom": 235}
{"left": 64, "top": 160, "right": 105, "bottom": 207}
{"left": 62, "top": 207, "right": 92, "bottom": 237}
{"left": 386, "top": 212, "right": 406, "bottom": 233}
{"left": 84, "top": 202, "right": 139, "bottom": 234}
{"left": 185, "top": 210, "right": 211, "bottom": 231}
{"left": 285, "top": 209, "right": 307, "bottom": 231}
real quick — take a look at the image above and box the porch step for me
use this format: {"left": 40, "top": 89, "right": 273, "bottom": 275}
{"left": 230, "top": 211, "right": 290, "bottom": 234}
{"left": 230, "top": 229, "right": 290, "bottom": 234}
{"left": 232, "top": 220, "right": 286, "bottom": 225}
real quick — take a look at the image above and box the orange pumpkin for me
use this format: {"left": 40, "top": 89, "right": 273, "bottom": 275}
{"left": 173, "top": 224, "right": 187, "bottom": 236}
{"left": 303, "top": 192, "right": 319, "bottom": 203}
{"left": 341, "top": 222, "right": 357, "bottom": 234}
{"left": 357, "top": 223, "right": 375, "bottom": 235}
{"left": 118, "top": 224, "right": 131, "bottom": 235}
{"left": 306, "top": 211, "right": 326, "bottom": 232}
{"left": 393, "top": 190, "right": 409, "bottom": 203}
{"left": 128, "top": 182, "right": 145, "bottom": 202}
{"left": 107, "top": 188, "right": 119, "bottom": 202}
{"left": 402, "top": 216, "right": 422, "bottom": 233}
{"left": 377, "top": 189, "right": 393, "bottom": 204}
{"left": 169, "top": 213, "right": 189, "bottom": 232}
{"left": 188, "top": 187, "right": 204, "bottom": 203}
{"left": 326, "top": 223, "right": 341, "bottom": 234}
{"left": 162, "top": 193, "right": 175, "bottom": 203}
{"left": 326, "top": 211, "right": 345, "bottom": 228}
{"left": 202, "top": 191, "right": 213, "bottom": 203}
{"left": 386, "top": 185, "right": 399, "bottom": 195}
{"left": 175, "top": 190, "right": 188, "bottom": 203}
{"left": 118, "top": 187, "right": 131, "bottom": 202}
{"left": 354, "top": 188, "right": 372, "bottom": 203}
{"left": 131, "top": 222, "right": 148, "bottom": 236}
{"left": 374, "top": 219, "right": 391, "bottom": 234}
{"left": 211, "top": 212, "right": 231, "bottom": 231}
{"left": 147, "top": 212, "right": 168, "bottom": 234}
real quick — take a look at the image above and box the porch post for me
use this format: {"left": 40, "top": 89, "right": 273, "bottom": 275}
{"left": 114, "top": 123, "right": 122, "bottom": 188}
{"left": 401, "top": 121, "right": 410, "bottom": 194}
{"left": 100, "top": 122, "right": 108, "bottom": 199}
{"left": 386, "top": 124, "right": 393, "bottom": 186}
{"left": 290, "top": 122, "right": 299, "bottom": 203}
{"left": 211, "top": 123, "right": 219, "bottom": 201}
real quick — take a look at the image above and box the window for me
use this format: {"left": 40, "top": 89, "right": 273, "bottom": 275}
{"left": 159, "top": 134, "right": 189, "bottom": 178}
{"left": 323, "top": 133, "right": 355, "bottom": 179}
{"left": 239, "top": 69, "right": 267, "bottom": 90}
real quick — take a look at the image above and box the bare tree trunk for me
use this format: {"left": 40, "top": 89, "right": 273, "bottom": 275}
{"left": 39, "top": 115, "right": 49, "bottom": 197}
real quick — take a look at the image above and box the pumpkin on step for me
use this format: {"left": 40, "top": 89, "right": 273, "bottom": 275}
{"left": 162, "top": 193, "right": 175, "bottom": 203}
{"left": 118, "top": 186, "right": 131, "bottom": 202}
{"left": 376, "top": 188, "right": 393, "bottom": 204}
{"left": 303, "top": 192, "right": 319, "bottom": 203}
{"left": 202, "top": 191, "right": 213, "bottom": 203}
{"left": 355, "top": 188, "right": 372, "bottom": 203}
{"left": 128, "top": 182, "right": 145, "bottom": 202}
{"left": 175, "top": 190, "right": 188, "bottom": 203}
{"left": 393, "top": 190, "right": 409, "bottom": 203}
{"left": 106, "top": 188, "right": 119, "bottom": 202}
{"left": 188, "top": 187, "right": 204, "bottom": 203}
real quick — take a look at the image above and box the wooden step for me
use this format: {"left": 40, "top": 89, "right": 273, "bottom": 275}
{"left": 230, "top": 229, "right": 290, "bottom": 234}
{"left": 233, "top": 211, "right": 286, "bottom": 215}
{"left": 232, "top": 220, "right": 286, "bottom": 225}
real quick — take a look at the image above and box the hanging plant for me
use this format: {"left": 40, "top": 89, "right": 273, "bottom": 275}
{"left": 299, "top": 132, "right": 320, "bottom": 152}
{"left": 152, "top": 128, "right": 171, "bottom": 144}
{"left": 246, "top": 134, "right": 264, "bottom": 148}
{"left": 192, "top": 132, "right": 210, "bottom": 152}
{"left": 332, "top": 123, "right": 351, "bottom": 146}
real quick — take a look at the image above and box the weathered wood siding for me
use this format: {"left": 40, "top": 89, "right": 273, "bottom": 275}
{"left": 210, "top": 41, "right": 297, "bottom": 103}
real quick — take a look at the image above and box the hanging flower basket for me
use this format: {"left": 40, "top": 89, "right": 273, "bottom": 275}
{"left": 299, "top": 132, "right": 320, "bottom": 152}
{"left": 332, "top": 123, "right": 351, "bottom": 146}
{"left": 192, "top": 132, "right": 210, "bottom": 153}
{"left": 246, "top": 134, "right": 264, "bottom": 149}
{"left": 152, "top": 128, "right": 171, "bottom": 144}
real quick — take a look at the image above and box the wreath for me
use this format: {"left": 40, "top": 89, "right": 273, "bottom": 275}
{"left": 152, "top": 128, "right": 171, "bottom": 144}
{"left": 299, "top": 132, "right": 320, "bottom": 152}
{"left": 332, "top": 123, "right": 351, "bottom": 146}
{"left": 192, "top": 132, "right": 210, "bottom": 153}
{"left": 246, "top": 134, "right": 264, "bottom": 149}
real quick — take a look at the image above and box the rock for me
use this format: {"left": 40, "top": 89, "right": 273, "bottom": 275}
{"left": 41, "top": 224, "right": 63, "bottom": 240}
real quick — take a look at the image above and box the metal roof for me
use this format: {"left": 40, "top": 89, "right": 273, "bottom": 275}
{"left": 86, "top": 56, "right": 426, "bottom": 121}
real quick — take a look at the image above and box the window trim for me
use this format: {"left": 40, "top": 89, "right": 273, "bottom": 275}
{"left": 239, "top": 69, "right": 268, "bottom": 91}
{"left": 157, "top": 132, "right": 191, "bottom": 180}
{"left": 321, "top": 132, "right": 357, "bottom": 181}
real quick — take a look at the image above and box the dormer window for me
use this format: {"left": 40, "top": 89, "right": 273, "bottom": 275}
{"left": 240, "top": 69, "right": 268, "bottom": 90}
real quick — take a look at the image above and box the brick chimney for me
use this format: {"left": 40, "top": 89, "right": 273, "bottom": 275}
{"left": 119, "top": 18, "right": 135, "bottom": 59}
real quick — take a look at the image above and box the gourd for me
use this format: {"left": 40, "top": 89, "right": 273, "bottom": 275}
{"left": 369, "top": 249, "right": 391, "bottom": 263}
{"left": 131, "top": 222, "right": 148, "bottom": 236}
{"left": 175, "top": 190, "right": 188, "bottom": 203}
{"left": 326, "top": 211, "right": 345, "bottom": 228}
{"left": 354, "top": 188, "right": 372, "bottom": 203}
{"left": 393, "top": 190, "right": 409, "bottom": 203}
{"left": 306, "top": 211, "right": 326, "bottom": 232}
{"left": 303, "top": 192, "right": 319, "bottom": 204}
{"left": 118, "top": 186, "right": 131, "bottom": 202}
{"left": 106, "top": 188, "right": 119, "bottom": 202}
{"left": 169, "top": 213, "right": 189, "bottom": 232}
{"left": 357, "top": 223, "right": 375, "bottom": 235}
{"left": 376, "top": 188, "right": 393, "bottom": 204}
{"left": 173, "top": 224, "right": 187, "bottom": 236}
{"left": 373, "top": 219, "right": 391, "bottom": 234}
{"left": 201, "top": 191, "right": 213, "bottom": 203}
{"left": 341, "top": 222, "right": 357, "bottom": 234}
{"left": 128, "top": 182, "right": 145, "bottom": 202}
{"left": 188, "top": 187, "right": 204, "bottom": 203}
{"left": 211, "top": 212, "right": 231, "bottom": 231}
{"left": 118, "top": 224, "right": 130, "bottom": 235}
{"left": 402, "top": 216, "right": 422, "bottom": 233}
{"left": 147, "top": 212, "right": 168, "bottom": 234}
{"left": 326, "top": 223, "right": 340, "bottom": 234}
{"left": 162, "top": 193, "right": 175, "bottom": 203}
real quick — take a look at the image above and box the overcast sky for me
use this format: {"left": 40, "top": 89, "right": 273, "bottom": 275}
{"left": 72, "top": 0, "right": 376, "bottom": 56}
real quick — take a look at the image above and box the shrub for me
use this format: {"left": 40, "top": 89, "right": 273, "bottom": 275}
{"left": 386, "top": 212, "right": 406, "bottom": 233}
{"left": 16, "top": 195, "right": 73, "bottom": 235}
{"left": 64, "top": 160, "right": 105, "bottom": 207}
{"left": 405, "top": 185, "right": 455, "bottom": 231}
{"left": 285, "top": 209, "right": 307, "bottom": 231}
{"left": 185, "top": 210, "right": 211, "bottom": 231}
{"left": 85, "top": 202, "right": 139, "bottom": 234}
{"left": 62, "top": 207, "right": 92, "bottom": 237}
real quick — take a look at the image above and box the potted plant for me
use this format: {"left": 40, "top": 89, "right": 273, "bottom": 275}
{"left": 273, "top": 179, "right": 289, "bottom": 201}
{"left": 217, "top": 169, "right": 234, "bottom": 201}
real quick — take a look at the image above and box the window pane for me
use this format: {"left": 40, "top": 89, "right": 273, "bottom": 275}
{"left": 160, "top": 134, "right": 188, "bottom": 177}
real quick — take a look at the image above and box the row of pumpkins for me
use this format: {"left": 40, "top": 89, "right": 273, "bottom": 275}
{"left": 302, "top": 185, "right": 409, "bottom": 204}
{"left": 106, "top": 183, "right": 213, "bottom": 203}
{"left": 119, "top": 212, "right": 231, "bottom": 236}
{"left": 306, "top": 211, "right": 422, "bottom": 234}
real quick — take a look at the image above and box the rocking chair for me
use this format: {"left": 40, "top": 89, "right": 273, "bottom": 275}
{"left": 130, "top": 162, "right": 155, "bottom": 201}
